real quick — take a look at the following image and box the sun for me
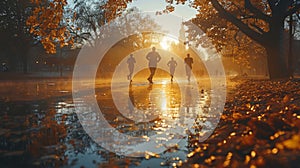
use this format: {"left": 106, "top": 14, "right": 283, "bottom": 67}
{"left": 160, "top": 38, "right": 170, "bottom": 50}
{"left": 159, "top": 36, "right": 179, "bottom": 50}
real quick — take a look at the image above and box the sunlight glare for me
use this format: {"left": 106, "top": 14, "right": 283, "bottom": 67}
{"left": 159, "top": 36, "right": 179, "bottom": 50}
{"left": 160, "top": 90, "right": 167, "bottom": 111}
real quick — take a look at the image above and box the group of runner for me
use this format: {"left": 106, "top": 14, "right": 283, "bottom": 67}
{"left": 127, "top": 47, "right": 193, "bottom": 83}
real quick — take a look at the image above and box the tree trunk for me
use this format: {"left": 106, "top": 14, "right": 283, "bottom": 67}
{"left": 265, "top": 34, "right": 288, "bottom": 79}
{"left": 265, "top": 46, "right": 288, "bottom": 79}
{"left": 19, "top": 40, "right": 30, "bottom": 74}
{"left": 264, "top": 19, "right": 289, "bottom": 79}
{"left": 288, "top": 14, "right": 294, "bottom": 78}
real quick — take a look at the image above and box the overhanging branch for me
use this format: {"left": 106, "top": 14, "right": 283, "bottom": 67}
{"left": 245, "top": 0, "right": 271, "bottom": 22}
{"left": 211, "top": 0, "right": 265, "bottom": 45}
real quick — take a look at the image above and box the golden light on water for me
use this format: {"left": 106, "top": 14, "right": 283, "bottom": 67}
{"left": 160, "top": 90, "right": 167, "bottom": 111}
{"left": 160, "top": 81, "right": 168, "bottom": 111}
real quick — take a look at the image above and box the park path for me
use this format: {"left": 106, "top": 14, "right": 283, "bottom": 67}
{"left": 0, "top": 77, "right": 228, "bottom": 167}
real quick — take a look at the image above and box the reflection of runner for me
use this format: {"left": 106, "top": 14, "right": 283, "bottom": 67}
{"left": 128, "top": 83, "right": 134, "bottom": 113}
{"left": 185, "top": 86, "right": 192, "bottom": 113}
{"left": 146, "top": 47, "right": 161, "bottom": 84}
{"left": 127, "top": 54, "right": 136, "bottom": 82}
{"left": 167, "top": 57, "right": 177, "bottom": 82}
{"left": 184, "top": 53, "right": 193, "bottom": 82}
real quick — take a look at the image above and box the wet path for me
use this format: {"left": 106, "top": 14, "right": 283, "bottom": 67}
{"left": 0, "top": 79, "right": 213, "bottom": 167}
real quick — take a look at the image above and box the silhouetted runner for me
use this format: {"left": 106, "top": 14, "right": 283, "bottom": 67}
{"left": 167, "top": 57, "right": 177, "bottom": 82}
{"left": 184, "top": 53, "right": 193, "bottom": 82}
{"left": 146, "top": 47, "right": 161, "bottom": 84}
{"left": 127, "top": 54, "right": 136, "bottom": 82}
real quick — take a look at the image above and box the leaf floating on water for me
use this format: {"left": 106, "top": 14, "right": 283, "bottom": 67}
{"left": 278, "top": 135, "right": 300, "bottom": 150}
{"left": 192, "top": 164, "right": 200, "bottom": 168}
{"left": 271, "top": 148, "right": 279, "bottom": 154}
{"left": 40, "top": 155, "right": 60, "bottom": 160}
{"left": 250, "top": 151, "right": 256, "bottom": 158}
{"left": 145, "top": 151, "right": 160, "bottom": 159}
{"left": 282, "top": 95, "right": 290, "bottom": 104}
{"left": 187, "top": 151, "right": 195, "bottom": 158}
{"left": 244, "top": 155, "right": 251, "bottom": 164}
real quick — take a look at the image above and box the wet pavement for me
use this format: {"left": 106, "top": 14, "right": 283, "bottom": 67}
{"left": 0, "top": 78, "right": 215, "bottom": 167}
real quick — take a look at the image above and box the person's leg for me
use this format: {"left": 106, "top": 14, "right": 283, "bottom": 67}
{"left": 129, "top": 66, "right": 134, "bottom": 80}
{"left": 148, "top": 67, "right": 153, "bottom": 83}
{"left": 151, "top": 67, "right": 156, "bottom": 78}
{"left": 170, "top": 68, "right": 175, "bottom": 81}
{"left": 149, "top": 67, "right": 156, "bottom": 83}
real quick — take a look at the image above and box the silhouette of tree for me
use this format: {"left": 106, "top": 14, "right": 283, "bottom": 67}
{"left": 166, "top": 0, "right": 300, "bottom": 79}
{"left": 26, "top": 0, "right": 73, "bottom": 54}
{"left": 27, "top": 0, "right": 300, "bottom": 79}
{"left": 0, "top": 0, "right": 40, "bottom": 73}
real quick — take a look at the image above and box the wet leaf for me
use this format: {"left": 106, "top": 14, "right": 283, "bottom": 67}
{"left": 279, "top": 135, "right": 300, "bottom": 150}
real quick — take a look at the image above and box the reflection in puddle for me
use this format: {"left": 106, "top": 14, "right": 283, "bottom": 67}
{"left": 0, "top": 80, "right": 212, "bottom": 167}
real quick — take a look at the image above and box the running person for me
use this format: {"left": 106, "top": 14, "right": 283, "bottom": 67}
{"left": 146, "top": 47, "right": 161, "bottom": 84}
{"left": 184, "top": 53, "right": 193, "bottom": 82}
{"left": 167, "top": 57, "right": 177, "bottom": 82}
{"left": 127, "top": 54, "right": 136, "bottom": 82}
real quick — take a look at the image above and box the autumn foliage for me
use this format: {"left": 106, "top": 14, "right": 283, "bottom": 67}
{"left": 26, "top": 0, "right": 72, "bottom": 53}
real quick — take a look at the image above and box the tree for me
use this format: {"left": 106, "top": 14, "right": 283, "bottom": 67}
{"left": 28, "top": 0, "right": 165, "bottom": 52}
{"left": 0, "top": 0, "right": 37, "bottom": 73}
{"left": 166, "top": 0, "right": 300, "bottom": 79}
{"left": 26, "top": 0, "right": 73, "bottom": 54}
{"left": 68, "top": 0, "right": 160, "bottom": 48}
{"left": 27, "top": 0, "right": 300, "bottom": 79}
{"left": 66, "top": 0, "right": 106, "bottom": 47}
{"left": 27, "top": 0, "right": 133, "bottom": 53}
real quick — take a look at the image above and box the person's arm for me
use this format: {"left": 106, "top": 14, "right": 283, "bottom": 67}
{"left": 146, "top": 53, "right": 150, "bottom": 60}
{"left": 175, "top": 61, "right": 177, "bottom": 67}
{"left": 157, "top": 53, "right": 161, "bottom": 62}
{"left": 133, "top": 58, "right": 136, "bottom": 63}
{"left": 167, "top": 61, "right": 170, "bottom": 67}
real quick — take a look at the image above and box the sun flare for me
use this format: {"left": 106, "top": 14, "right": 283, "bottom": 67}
{"left": 159, "top": 36, "right": 179, "bottom": 50}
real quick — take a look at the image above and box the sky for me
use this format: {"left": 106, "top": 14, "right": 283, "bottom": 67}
{"left": 67, "top": 0, "right": 198, "bottom": 39}
{"left": 127, "top": 0, "right": 198, "bottom": 38}
{"left": 67, "top": 0, "right": 216, "bottom": 60}
{"left": 127, "top": 0, "right": 197, "bottom": 19}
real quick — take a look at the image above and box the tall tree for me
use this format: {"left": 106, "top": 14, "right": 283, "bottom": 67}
{"left": 66, "top": 0, "right": 106, "bottom": 47}
{"left": 26, "top": 0, "right": 73, "bottom": 54}
{"left": 166, "top": 0, "right": 300, "bottom": 79}
{"left": 28, "top": 0, "right": 163, "bottom": 52}
{"left": 27, "top": 0, "right": 133, "bottom": 53}
{"left": 27, "top": 0, "right": 300, "bottom": 79}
